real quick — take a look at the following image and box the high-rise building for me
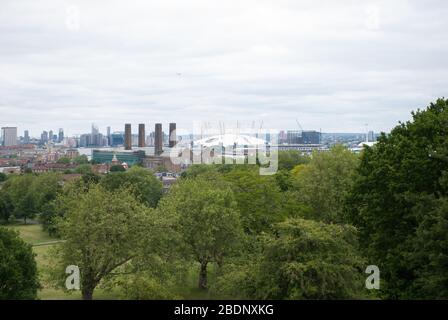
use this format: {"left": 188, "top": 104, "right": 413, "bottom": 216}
{"left": 138, "top": 123, "right": 146, "bottom": 147}
{"left": 111, "top": 132, "right": 124, "bottom": 147}
{"left": 1, "top": 127, "right": 18, "bottom": 146}
{"left": 287, "top": 130, "right": 301, "bottom": 144}
{"left": 41, "top": 131, "right": 48, "bottom": 144}
{"left": 107, "top": 126, "right": 111, "bottom": 146}
{"left": 49, "top": 130, "right": 54, "bottom": 142}
{"left": 58, "top": 128, "right": 64, "bottom": 143}
{"left": 368, "top": 130, "right": 375, "bottom": 142}
{"left": 301, "top": 131, "right": 321, "bottom": 144}
{"left": 169, "top": 123, "right": 176, "bottom": 148}
{"left": 23, "top": 130, "right": 30, "bottom": 144}
{"left": 155, "top": 123, "right": 163, "bottom": 155}
{"left": 124, "top": 124, "right": 132, "bottom": 150}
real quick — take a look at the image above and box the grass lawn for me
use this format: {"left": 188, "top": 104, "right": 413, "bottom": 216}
{"left": 9, "top": 224, "right": 54, "bottom": 245}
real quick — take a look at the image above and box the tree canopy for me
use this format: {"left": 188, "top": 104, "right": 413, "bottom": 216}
{"left": 346, "top": 98, "right": 448, "bottom": 299}
{"left": 49, "top": 184, "right": 153, "bottom": 300}
{"left": 157, "top": 176, "right": 243, "bottom": 289}
{"left": 0, "top": 227, "right": 39, "bottom": 299}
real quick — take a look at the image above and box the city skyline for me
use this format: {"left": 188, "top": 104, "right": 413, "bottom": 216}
{"left": 1, "top": 1, "right": 448, "bottom": 135}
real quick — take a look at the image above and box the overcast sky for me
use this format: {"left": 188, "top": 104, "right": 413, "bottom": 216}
{"left": 1, "top": 0, "right": 447, "bottom": 136}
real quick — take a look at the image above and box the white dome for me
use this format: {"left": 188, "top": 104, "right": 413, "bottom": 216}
{"left": 358, "top": 141, "right": 377, "bottom": 147}
{"left": 194, "top": 134, "right": 268, "bottom": 147}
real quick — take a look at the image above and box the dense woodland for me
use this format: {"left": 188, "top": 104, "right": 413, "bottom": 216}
{"left": 1, "top": 98, "right": 447, "bottom": 300}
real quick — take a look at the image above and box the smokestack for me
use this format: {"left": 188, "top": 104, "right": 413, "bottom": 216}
{"left": 169, "top": 123, "right": 176, "bottom": 148}
{"left": 138, "top": 123, "right": 145, "bottom": 147}
{"left": 155, "top": 123, "right": 163, "bottom": 156}
{"left": 124, "top": 123, "right": 132, "bottom": 150}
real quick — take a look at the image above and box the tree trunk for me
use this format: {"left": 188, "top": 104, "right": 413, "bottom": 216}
{"left": 24, "top": 216, "right": 27, "bottom": 225}
{"left": 82, "top": 287, "right": 93, "bottom": 300}
{"left": 198, "top": 261, "right": 208, "bottom": 290}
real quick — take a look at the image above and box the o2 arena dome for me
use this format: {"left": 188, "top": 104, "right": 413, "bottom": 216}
{"left": 193, "top": 134, "right": 269, "bottom": 148}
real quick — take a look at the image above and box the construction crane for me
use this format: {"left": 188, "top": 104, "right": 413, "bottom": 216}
{"left": 295, "top": 119, "right": 304, "bottom": 132}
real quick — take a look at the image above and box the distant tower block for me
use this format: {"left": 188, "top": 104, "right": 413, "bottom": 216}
{"left": 124, "top": 123, "right": 132, "bottom": 150}
{"left": 169, "top": 123, "right": 177, "bottom": 148}
{"left": 155, "top": 123, "right": 163, "bottom": 155}
{"left": 138, "top": 123, "right": 146, "bottom": 147}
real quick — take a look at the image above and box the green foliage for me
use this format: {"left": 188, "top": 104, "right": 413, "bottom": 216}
{"left": 407, "top": 196, "right": 448, "bottom": 298}
{"left": 0, "top": 227, "right": 39, "bottom": 299}
{"left": 221, "top": 166, "right": 284, "bottom": 235}
{"left": 2, "top": 173, "right": 62, "bottom": 224}
{"left": 48, "top": 184, "right": 153, "bottom": 299}
{"left": 158, "top": 176, "right": 243, "bottom": 289}
{"left": 0, "top": 172, "right": 7, "bottom": 182}
{"left": 57, "top": 157, "right": 71, "bottom": 164}
{"left": 110, "top": 164, "right": 126, "bottom": 172}
{"left": 0, "top": 192, "right": 13, "bottom": 222}
{"left": 346, "top": 98, "right": 448, "bottom": 299}
{"left": 73, "top": 155, "right": 89, "bottom": 165}
{"left": 275, "top": 169, "right": 293, "bottom": 191}
{"left": 212, "top": 218, "right": 365, "bottom": 299}
{"left": 293, "top": 145, "right": 359, "bottom": 223}
{"left": 277, "top": 150, "right": 310, "bottom": 171}
{"left": 75, "top": 164, "right": 93, "bottom": 174}
{"left": 101, "top": 166, "right": 162, "bottom": 208}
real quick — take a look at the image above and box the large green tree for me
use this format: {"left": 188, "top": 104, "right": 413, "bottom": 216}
{"left": 2, "top": 173, "right": 61, "bottom": 224}
{"left": 293, "top": 145, "right": 359, "bottom": 223}
{"left": 346, "top": 98, "right": 448, "bottom": 299}
{"left": 0, "top": 227, "right": 39, "bottom": 299}
{"left": 101, "top": 166, "right": 162, "bottom": 208}
{"left": 212, "top": 218, "right": 365, "bottom": 299}
{"left": 49, "top": 185, "right": 152, "bottom": 300}
{"left": 158, "top": 176, "right": 243, "bottom": 289}
{"left": 222, "top": 166, "right": 284, "bottom": 235}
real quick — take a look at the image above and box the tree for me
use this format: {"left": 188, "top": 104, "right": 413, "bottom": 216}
{"left": 49, "top": 185, "right": 152, "bottom": 300}
{"left": 222, "top": 166, "right": 284, "bottom": 235}
{"left": 0, "top": 227, "right": 39, "bottom": 299}
{"left": 2, "top": 173, "right": 61, "bottom": 224}
{"left": 110, "top": 164, "right": 125, "bottom": 172}
{"left": 101, "top": 166, "right": 162, "bottom": 208}
{"left": 277, "top": 150, "right": 310, "bottom": 171}
{"left": 73, "top": 155, "right": 89, "bottom": 165}
{"left": 0, "top": 172, "right": 7, "bottom": 182}
{"left": 158, "top": 176, "right": 243, "bottom": 289}
{"left": 212, "top": 218, "right": 366, "bottom": 299}
{"left": 346, "top": 98, "right": 448, "bottom": 299}
{"left": 292, "top": 145, "right": 359, "bottom": 223}
{"left": 0, "top": 192, "right": 13, "bottom": 223}
{"left": 57, "top": 157, "right": 71, "bottom": 164}
{"left": 75, "top": 164, "right": 93, "bottom": 174}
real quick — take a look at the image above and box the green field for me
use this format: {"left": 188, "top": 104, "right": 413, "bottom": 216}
{"left": 9, "top": 224, "right": 211, "bottom": 300}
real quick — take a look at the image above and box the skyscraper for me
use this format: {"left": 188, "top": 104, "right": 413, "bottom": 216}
{"left": 41, "top": 131, "right": 48, "bottom": 144}
{"left": 49, "top": 130, "right": 53, "bottom": 142}
{"left": 23, "top": 130, "right": 30, "bottom": 144}
{"left": 155, "top": 123, "right": 163, "bottom": 155}
{"left": 1, "top": 127, "right": 18, "bottom": 146}
{"left": 107, "top": 126, "right": 111, "bottom": 146}
{"left": 124, "top": 123, "right": 132, "bottom": 150}
{"left": 58, "top": 128, "right": 64, "bottom": 143}
{"left": 138, "top": 123, "right": 146, "bottom": 147}
{"left": 169, "top": 123, "right": 176, "bottom": 148}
